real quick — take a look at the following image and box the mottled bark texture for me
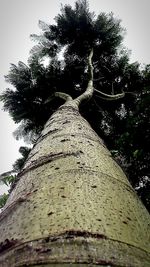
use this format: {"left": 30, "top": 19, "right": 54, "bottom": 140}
{"left": 0, "top": 50, "right": 150, "bottom": 266}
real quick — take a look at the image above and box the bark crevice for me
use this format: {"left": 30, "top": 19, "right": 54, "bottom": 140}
{"left": 18, "top": 151, "right": 84, "bottom": 177}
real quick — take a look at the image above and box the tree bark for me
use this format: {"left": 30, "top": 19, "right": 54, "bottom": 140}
{"left": 0, "top": 101, "right": 150, "bottom": 266}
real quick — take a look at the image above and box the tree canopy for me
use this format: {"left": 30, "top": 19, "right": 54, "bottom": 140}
{"left": 0, "top": 0, "right": 150, "bottom": 211}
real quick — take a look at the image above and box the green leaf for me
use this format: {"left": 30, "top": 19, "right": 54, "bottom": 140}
{"left": 0, "top": 193, "right": 8, "bottom": 209}
{"left": 2, "top": 175, "right": 16, "bottom": 186}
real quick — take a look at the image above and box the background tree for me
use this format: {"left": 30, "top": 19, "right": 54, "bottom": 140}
{"left": 114, "top": 66, "right": 150, "bottom": 211}
{"left": 0, "top": 146, "right": 31, "bottom": 208}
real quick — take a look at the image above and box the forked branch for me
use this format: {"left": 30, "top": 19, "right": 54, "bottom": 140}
{"left": 54, "top": 48, "right": 127, "bottom": 108}
{"left": 73, "top": 48, "right": 126, "bottom": 106}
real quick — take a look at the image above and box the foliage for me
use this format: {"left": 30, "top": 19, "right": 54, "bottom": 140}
{"left": 114, "top": 77, "right": 150, "bottom": 211}
{"left": 0, "top": 146, "right": 31, "bottom": 208}
{"left": 13, "top": 146, "right": 31, "bottom": 172}
{"left": 1, "top": 175, "right": 16, "bottom": 187}
{"left": 0, "top": 193, "right": 8, "bottom": 209}
{"left": 0, "top": 175, "right": 15, "bottom": 209}
{"left": 1, "top": 0, "right": 127, "bottom": 141}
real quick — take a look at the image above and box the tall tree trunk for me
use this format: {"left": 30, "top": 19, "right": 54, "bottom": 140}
{"left": 0, "top": 50, "right": 149, "bottom": 266}
{"left": 0, "top": 101, "right": 150, "bottom": 266}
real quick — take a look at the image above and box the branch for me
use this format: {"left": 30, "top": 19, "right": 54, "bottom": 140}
{"left": 93, "top": 76, "right": 104, "bottom": 82}
{"left": 55, "top": 92, "right": 73, "bottom": 102}
{"left": 74, "top": 49, "right": 94, "bottom": 107}
{"left": 94, "top": 88, "right": 125, "bottom": 101}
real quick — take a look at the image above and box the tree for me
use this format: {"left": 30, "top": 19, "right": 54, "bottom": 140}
{"left": 0, "top": 49, "right": 150, "bottom": 266}
{"left": 1, "top": 0, "right": 150, "bottom": 210}
{"left": 0, "top": 0, "right": 150, "bottom": 265}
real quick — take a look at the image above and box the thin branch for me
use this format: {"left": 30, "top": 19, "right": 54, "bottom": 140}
{"left": 93, "top": 98, "right": 103, "bottom": 112}
{"left": 44, "top": 95, "right": 55, "bottom": 104}
{"left": 93, "top": 76, "right": 104, "bottom": 82}
{"left": 55, "top": 92, "right": 73, "bottom": 102}
{"left": 94, "top": 88, "right": 125, "bottom": 100}
{"left": 111, "top": 82, "right": 114, "bottom": 95}
{"left": 74, "top": 49, "right": 94, "bottom": 107}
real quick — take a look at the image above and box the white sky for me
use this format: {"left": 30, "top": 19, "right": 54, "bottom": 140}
{"left": 0, "top": 0, "right": 150, "bottom": 193}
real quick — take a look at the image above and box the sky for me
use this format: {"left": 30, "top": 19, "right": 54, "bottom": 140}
{"left": 0, "top": 0, "right": 150, "bottom": 193}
